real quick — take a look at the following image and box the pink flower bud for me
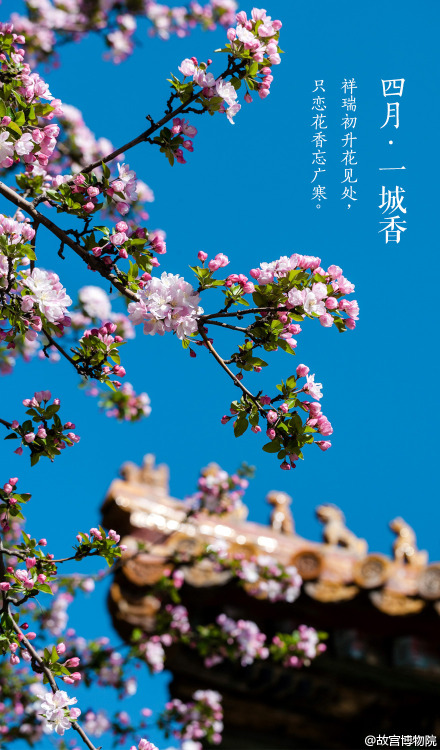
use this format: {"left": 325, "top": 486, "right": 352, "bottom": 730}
{"left": 65, "top": 657, "right": 80, "bottom": 668}
{"left": 309, "top": 402, "right": 322, "bottom": 418}
{"left": 266, "top": 410, "right": 278, "bottom": 424}
{"left": 319, "top": 313, "right": 333, "bottom": 328}
{"left": 296, "top": 364, "right": 309, "bottom": 378}
{"left": 197, "top": 251, "right": 208, "bottom": 262}
{"left": 325, "top": 297, "right": 338, "bottom": 310}
{"left": 56, "top": 643, "right": 66, "bottom": 655}
{"left": 316, "top": 440, "right": 331, "bottom": 451}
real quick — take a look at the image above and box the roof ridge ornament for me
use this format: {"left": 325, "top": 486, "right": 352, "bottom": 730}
{"left": 120, "top": 453, "right": 169, "bottom": 495}
{"left": 267, "top": 490, "right": 294, "bottom": 534}
{"left": 316, "top": 504, "right": 368, "bottom": 556}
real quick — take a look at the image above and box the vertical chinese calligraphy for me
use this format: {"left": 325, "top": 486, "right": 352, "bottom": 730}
{"left": 311, "top": 79, "right": 327, "bottom": 207}
{"left": 379, "top": 78, "right": 406, "bottom": 243}
{"left": 341, "top": 78, "right": 357, "bottom": 206}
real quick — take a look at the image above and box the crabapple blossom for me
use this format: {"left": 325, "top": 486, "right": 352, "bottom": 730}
{"left": 23, "top": 269, "right": 72, "bottom": 324}
{"left": 128, "top": 272, "right": 203, "bottom": 340}
{"left": 78, "top": 286, "right": 112, "bottom": 321}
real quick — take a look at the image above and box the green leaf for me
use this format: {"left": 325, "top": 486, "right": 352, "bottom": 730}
{"left": 44, "top": 404, "right": 60, "bottom": 418}
{"left": 233, "top": 416, "right": 248, "bottom": 438}
{"left": 278, "top": 339, "right": 295, "bottom": 355}
{"left": 262, "top": 441, "right": 281, "bottom": 453}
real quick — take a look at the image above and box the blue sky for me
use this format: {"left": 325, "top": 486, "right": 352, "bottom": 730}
{"left": 2, "top": 0, "right": 439, "bottom": 745}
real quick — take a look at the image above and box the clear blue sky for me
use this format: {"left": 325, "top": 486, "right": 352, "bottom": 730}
{"left": 2, "top": 0, "right": 439, "bottom": 746}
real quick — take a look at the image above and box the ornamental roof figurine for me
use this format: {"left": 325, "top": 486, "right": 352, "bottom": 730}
{"left": 101, "top": 455, "right": 440, "bottom": 616}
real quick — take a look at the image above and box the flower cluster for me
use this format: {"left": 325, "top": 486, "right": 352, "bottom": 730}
{"left": 0, "top": 476, "right": 30, "bottom": 532}
{"left": 5, "top": 391, "right": 80, "bottom": 465}
{"left": 72, "top": 321, "right": 127, "bottom": 384}
{"left": 250, "top": 254, "right": 359, "bottom": 330}
{"left": 10, "top": 1, "right": 238, "bottom": 65}
{"left": 186, "top": 462, "right": 249, "bottom": 515}
{"left": 0, "top": 214, "right": 74, "bottom": 365}
{"left": 97, "top": 381, "right": 152, "bottom": 422}
{"left": 171, "top": 7, "right": 282, "bottom": 130}
{"left": 23, "top": 268, "right": 72, "bottom": 325}
{"left": 0, "top": 214, "right": 35, "bottom": 250}
{"left": 271, "top": 627, "right": 328, "bottom": 668}
{"left": 199, "top": 614, "right": 269, "bottom": 668}
{"left": 159, "top": 690, "right": 223, "bottom": 746}
{"left": 74, "top": 526, "right": 125, "bottom": 567}
{"left": 138, "top": 637, "right": 166, "bottom": 674}
{"left": 0, "top": 25, "right": 62, "bottom": 175}
{"left": 236, "top": 554, "right": 302, "bottom": 603}
{"left": 128, "top": 272, "right": 203, "bottom": 340}
{"left": 39, "top": 690, "right": 80, "bottom": 736}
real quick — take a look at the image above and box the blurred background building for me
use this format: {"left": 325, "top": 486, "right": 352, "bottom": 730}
{"left": 102, "top": 456, "right": 440, "bottom": 749}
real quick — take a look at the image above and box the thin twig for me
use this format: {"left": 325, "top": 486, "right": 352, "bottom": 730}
{"left": 200, "top": 306, "right": 289, "bottom": 321}
{"left": 197, "top": 322, "right": 263, "bottom": 413}
{"left": 42, "top": 327, "right": 77, "bottom": 368}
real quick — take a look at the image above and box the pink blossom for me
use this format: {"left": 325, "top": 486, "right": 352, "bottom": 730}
{"left": 319, "top": 313, "right": 333, "bottom": 328}
{"left": 316, "top": 441, "right": 331, "bottom": 451}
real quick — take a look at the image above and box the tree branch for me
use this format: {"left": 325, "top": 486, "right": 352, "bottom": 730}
{"left": 42, "top": 328, "right": 77, "bottom": 368}
{"left": 197, "top": 322, "right": 264, "bottom": 413}
{"left": 78, "top": 59, "right": 246, "bottom": 177}
{"left": 0, "top": 180, "right": 138, "bottom": 303}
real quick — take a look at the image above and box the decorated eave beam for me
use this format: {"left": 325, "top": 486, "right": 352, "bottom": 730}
{"left": 101, "top": 455, "right": 440, "bottom": 624}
